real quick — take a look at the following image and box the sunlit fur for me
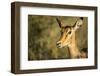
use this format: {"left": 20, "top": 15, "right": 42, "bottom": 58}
{"left": 57, "top": 26, "right": 74, "bottom": 48}
{"left": 56, "top": 17, "right": 87, "bottom": 58}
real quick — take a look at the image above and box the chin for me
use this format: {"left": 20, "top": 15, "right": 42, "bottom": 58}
{"left": 57, "top": 45, "right": 63, "bottom": 48}
{"left": 60, "top": 45, "right": 67, "bottom": 48}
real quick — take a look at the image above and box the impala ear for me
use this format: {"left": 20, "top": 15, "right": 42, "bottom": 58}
{"left": 73, "top": 17, "right": 83, "bottom": 30}
{"left": 80, "top": 17, "right": 83, "bottom": 20}
{"left": 56, "top": 18, "right": 63, "bottom": 28}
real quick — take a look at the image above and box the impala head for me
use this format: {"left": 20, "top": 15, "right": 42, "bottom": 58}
{"left": 56, "top": 17, "right": 83, "bottom": 48}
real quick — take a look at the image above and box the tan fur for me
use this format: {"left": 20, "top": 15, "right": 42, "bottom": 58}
{"left": 56, "top": 17, "right": 87, "bottom": 59}
{"left": 68, "top": 32, "right": 81, "bottom": 58}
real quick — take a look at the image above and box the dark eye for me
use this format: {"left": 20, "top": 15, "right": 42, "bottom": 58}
{"left": 68, "top": 31, "right": 71, "bottom": 34}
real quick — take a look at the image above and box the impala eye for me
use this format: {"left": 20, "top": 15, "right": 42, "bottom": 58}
{"left": 68, "top": 31, "right": 71, "bottom": 34}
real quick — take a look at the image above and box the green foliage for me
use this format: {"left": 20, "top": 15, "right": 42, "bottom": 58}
{"left": 28, "top": 15, "right": 88, "bottom": 60}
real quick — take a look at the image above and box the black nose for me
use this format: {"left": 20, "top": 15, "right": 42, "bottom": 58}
{"left": 56, "top": 42, "right": 60, "bottom": 45}
{"left": 56, "top": 42, "right": 61, "bottom": 47}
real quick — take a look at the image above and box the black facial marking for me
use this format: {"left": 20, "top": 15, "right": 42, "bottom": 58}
{"left": 80, "top": 17, "right": 83, "bottom": 20}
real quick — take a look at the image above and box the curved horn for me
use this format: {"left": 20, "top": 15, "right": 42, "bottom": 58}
{"left": 56, "top": 18, "right": 62, "bottom": 28}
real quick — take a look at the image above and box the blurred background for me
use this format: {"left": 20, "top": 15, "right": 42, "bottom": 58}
{"left": 28, "top": 15, "right": 88, "bottom": 60}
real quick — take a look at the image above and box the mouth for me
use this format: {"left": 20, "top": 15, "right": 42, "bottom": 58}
{"left": 56, "top": 42, "right": 70, "bottom": 48}
{"left": 57, "top": 45, "right": 62, "bottom": 48}
{"left": 56, "top": 42, "right": 66, "bottom": 48}
{"left": 56, "top": 42, "right": 62, "bottom": 48}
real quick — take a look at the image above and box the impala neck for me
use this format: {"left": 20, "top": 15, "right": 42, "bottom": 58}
{"left": 68, "top": 32, "right": 81, "bottom": 58}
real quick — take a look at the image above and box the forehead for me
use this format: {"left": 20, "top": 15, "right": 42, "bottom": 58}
{"left": 62, "top": 26, "right": 72, "bottom": 31}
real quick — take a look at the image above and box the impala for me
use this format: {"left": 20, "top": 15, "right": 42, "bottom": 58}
{"left": 56, "top": 17, "right": 87, "bottom": 58}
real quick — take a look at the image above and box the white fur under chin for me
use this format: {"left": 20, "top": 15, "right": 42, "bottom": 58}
{"left": 59, "top": 42, "right": 71, "bottom": 48}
